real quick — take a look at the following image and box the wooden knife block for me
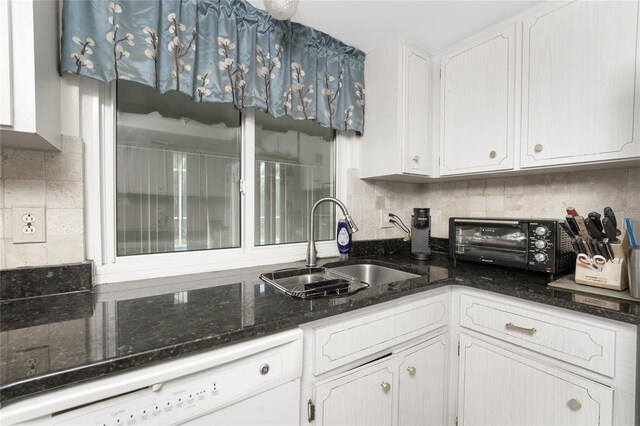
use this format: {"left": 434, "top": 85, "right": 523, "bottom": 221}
{"left": 575, "top": 230, "right": 630, "bottom": 291}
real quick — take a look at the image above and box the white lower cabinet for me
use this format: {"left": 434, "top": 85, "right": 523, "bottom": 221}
{"left": 397, "top": 336, "right": 448, "bottom": 426}
{"left": 313, "top": 356, "right": 396, "bottom": 426}
{"left": 311, "top": 332, "right": 449, "bottom": 426}
{"left": 302, "top": 289, "right": 636, "bottom": 426}
{"left": 458, "top": 333, "right": 613, "bottom": 426}
{"left": 455, "top": 289, "right": 637, "bottom": 426}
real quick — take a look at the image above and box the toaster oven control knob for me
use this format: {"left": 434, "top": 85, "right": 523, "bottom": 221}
{"left": 534, "top": 240, "right": 547, "bottom": 249}
{"left": 534, "top": 226, "right": 548, "bottom": 236}
{"left": 534, "top": 253, "right": 548, "bottom": 263}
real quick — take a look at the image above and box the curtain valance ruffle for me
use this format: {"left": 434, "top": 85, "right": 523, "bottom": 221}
{"left": 60, "top": 0, "right": 366, "bottom": 133}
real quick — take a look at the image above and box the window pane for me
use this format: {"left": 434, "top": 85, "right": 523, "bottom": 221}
{"left": 255, "top": 110, "right": 335, "bottom": 246}
{"left": 116, "top": 81, "right": 241, "bottom": 256}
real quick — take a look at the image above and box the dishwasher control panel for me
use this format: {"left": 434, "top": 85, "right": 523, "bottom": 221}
{"left": 52, "top": 354, "right": 282, "bottom": 425}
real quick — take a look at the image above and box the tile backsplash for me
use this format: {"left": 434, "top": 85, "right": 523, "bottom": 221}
{"left": 0, "top": 136, "right": 85, "bottom": 269}
{"left": 347, "top": 167, "right": 639, "bottom": 241}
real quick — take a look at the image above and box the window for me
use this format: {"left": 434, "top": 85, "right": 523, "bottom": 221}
{"left": 116, "top": 81, "right": 241, "bottom": 255}
{"left": 115, "top": 81, "right": 335, "bottom": 258}
{"left": 255, "top": 110, "right": 335, "bottom": 246}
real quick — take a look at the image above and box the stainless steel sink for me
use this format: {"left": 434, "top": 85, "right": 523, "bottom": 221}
{"left": 327, "top": 264, "right": 420, "bottom": 286}
{"left": 259, "top": 267, "right": 369, "bottom": 299}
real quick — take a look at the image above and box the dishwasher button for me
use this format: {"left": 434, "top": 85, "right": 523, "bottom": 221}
{"left": 260, "top": 364, "right": 270, "bottom": 375}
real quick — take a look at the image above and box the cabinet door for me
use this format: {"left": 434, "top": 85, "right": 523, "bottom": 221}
{"left": 458, "top": 334, "right": 613, "bottom": 426}
{"left": 313, "top": 358, "right": 396, "bottom": 426}
{"left": 397, "top": 333, "right": 448, "bottom": 426}
{"left": 402, "top": 45, "right": 432, "bottom": 176}
{"left": 440, "top": 25, "right": 516, "bottom": 175}
{"left": 521, "top": 0, "right": 640, "bottom": 167}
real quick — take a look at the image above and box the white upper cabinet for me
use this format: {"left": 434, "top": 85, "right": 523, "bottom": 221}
{"left": 0, "top": 0, "right": 61, "bottom": 151}
{"left": 403, "top": 45, "right": 432, "bottom": 175}
{"left": 360, "top": 38, "right": 434, "bottom": 181}
{"left": 439, "top": 25, "right": 517, "bottom": 175}
{"left": 521, "top": 0, "right": 640, "bottom": 167}
{"left": 0, "top": 1, "right": 12, "bottom": 128}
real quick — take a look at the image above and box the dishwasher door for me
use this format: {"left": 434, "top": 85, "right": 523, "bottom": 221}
{"left": 1, "top": 330, "right": 302, "bottom": 426}
{"left": 181, "top": 380, "right": 299, "bottom": 426}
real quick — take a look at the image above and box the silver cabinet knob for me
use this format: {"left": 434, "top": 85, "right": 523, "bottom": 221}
{"left": 380, "top": 381, "right": 391, "bottom": 392}
{"left": 406, "top": 366, "right": 416, "bottom": 375}
{"left": 260, "top": 364, "right": 270, "bottom": 375}
{"left": 412, "top": 155, "right": 420, "bottom": 163}
{"left": 489, "top": 150, "right": 497, "bottom": 159}
{"left": 534, "top": 144, "right": 544, "bottom": 153}
{"left": 568, "top": 399, "right": 582, "bottom": 411}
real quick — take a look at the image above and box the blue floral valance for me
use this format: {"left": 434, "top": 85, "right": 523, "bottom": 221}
{"left": 60, "top": 0, "right": 366, "bottom": 133}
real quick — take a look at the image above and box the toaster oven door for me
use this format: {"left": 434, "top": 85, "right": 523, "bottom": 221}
{"left": 452, "top": 220, "right": 528, "bottom": 267}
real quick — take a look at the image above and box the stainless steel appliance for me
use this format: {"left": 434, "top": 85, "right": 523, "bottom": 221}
{"left": 411, "top": 208, "right": 432, "bottom": 260}
{"left": 449, "top": 218, "right": 574, "bottom": 275}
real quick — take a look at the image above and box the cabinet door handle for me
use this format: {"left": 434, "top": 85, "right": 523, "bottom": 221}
{"left": 489, "top": 150, "right": 497, "bottom": 159}
{"left": 380, "top": 381, "right": 391, "bottom": 392}
{"left": 412, "top": 155, "right": 420, "bottom": 163}
{"left": 505, "top": 322, "right": 537, "bottom": 335}
{"left": 568, "top": 399, "right": 582, "bottom": 411}
{"left": 534, "top": 144, "right": 544, "bottom": 153}
{"left": 406, "top": 366, "right": 416, "bottom": 375}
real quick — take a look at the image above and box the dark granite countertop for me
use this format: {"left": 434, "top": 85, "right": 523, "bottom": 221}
{"left": 1, "top": 252, "right": 639, "bottom": 406}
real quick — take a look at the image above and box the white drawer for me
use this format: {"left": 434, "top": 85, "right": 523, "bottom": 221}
{"left": 459, "top": 293, "right": 616, "bottom": 377}
{"left": 313, "top": 294, "right": 448, "bottom": 375}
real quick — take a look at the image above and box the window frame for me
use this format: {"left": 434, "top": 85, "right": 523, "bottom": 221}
{"left": 82, "top": 81, "right": 348, "bottom": 284}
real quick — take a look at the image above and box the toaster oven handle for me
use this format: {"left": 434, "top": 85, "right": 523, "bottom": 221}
{"left": 453, "top": 219, "right": 520, "bottom": 225}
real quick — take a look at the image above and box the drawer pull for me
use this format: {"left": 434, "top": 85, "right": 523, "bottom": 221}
{"left": 406, "top": 366, "right": 416, "bottom": 375}
{"left": 489, "top": 150, "right": 497, "bottom": 159}
{"left": 505, "top": 322, "right": 537, "bottom": 335}
{"left": 568, "top": 399, "right": 582, "bottom": 411}
{"left": 412, "top": 155, "right": 420, "bottom": 163}
{"left": 534, "top": 144, "right": 544, "bottom": 153}
{"left": 380, "top": 381, "right": 391, "bottom": 392}
{"left": 260, "top": 364, "right": 270, "bottom": 375}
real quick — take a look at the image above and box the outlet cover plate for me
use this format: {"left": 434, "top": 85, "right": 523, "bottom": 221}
{"left": 379, "top": 210, "right": 394, "bottom": 229}
{"left": 13, "top": 206, "right": 46, "bottom": 244}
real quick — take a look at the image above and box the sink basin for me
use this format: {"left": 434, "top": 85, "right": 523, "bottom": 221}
{"left": 327, "top": 264, "right": 420, "bottom": 286}
{"left": 259, "top": 267, "right": 369, "bottom": 299}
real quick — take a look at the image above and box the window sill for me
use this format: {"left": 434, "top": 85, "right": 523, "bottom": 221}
{"left": 94, "top": 240, "right": 341, "bottom": 284}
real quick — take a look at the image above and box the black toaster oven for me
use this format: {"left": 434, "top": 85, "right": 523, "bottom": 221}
{"left": 449, "top": 218, "right": 574, "bottom": 275}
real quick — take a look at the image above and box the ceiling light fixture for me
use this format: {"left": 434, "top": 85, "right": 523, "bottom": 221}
{"left": 264, "top": 0, "right": 298, "bottom": 20}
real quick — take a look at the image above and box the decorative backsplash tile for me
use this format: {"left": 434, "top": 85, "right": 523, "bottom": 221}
{"left": 0, "top": 137, "right": 85, "bottom": 269}
{"left": 347, "top": 167, "right": 639, "bottom": 240}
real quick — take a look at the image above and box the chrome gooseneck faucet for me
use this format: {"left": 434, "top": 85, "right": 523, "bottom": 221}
{"left": 306, "top": 197, "right": 359, "bottom": 267}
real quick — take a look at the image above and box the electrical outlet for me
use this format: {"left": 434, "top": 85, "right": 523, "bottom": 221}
{"left": 379, "top": 210, "right": 394, "bottom": 229}
{"left": 13, "top": 207, "right": 46, "bottom": 244}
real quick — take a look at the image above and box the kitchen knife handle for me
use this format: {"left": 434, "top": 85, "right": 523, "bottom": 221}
{"left": 604, "top": 207, "right": 617, "bottom": 229}
{"left": 584, "top": 217, "right": 603, "bottom": 240}
{"left": 596, "top": 241, "right": 610, "bottom": 261}
{"left": 573, "top": 216, "right": 592, "bottom": 240}
{"left": 588, "top": 212, "right": 603, "bottom": 232}
{"left": 602, "top": 217, "right": 620, "bottom": 243}
{"left": 565, "top": 216, "right": 580, "bottom": 235}
{"left": 577, "top": 238, "right": 592, "bottom": 258}
{"left": 566, "top": 207, "right": 579, "bottom": 217}
{"left": 571, "top": 238, "right": 582, "bottom": 255}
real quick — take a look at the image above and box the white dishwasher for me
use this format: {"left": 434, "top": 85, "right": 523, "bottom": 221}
{"left": 1, "top": 329, "right": 302, "bottom": 426}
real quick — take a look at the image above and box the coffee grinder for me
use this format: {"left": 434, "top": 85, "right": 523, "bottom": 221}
{"left": 411, "top": 208, "right": 431, "bottom": 260}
